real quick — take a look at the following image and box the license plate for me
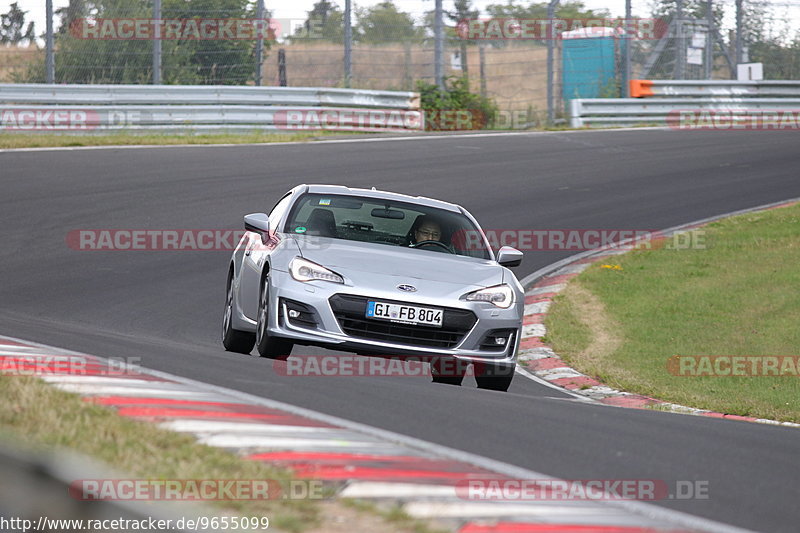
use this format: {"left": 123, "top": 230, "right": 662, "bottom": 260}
{"left": 366, "top": 301, "right": 443, "bottom": 327}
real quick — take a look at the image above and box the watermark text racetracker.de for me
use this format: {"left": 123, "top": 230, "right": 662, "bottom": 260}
{"left": 457, "top": 479, "right": 709, "bottom": 501}
{"left": 667, "top": 109, "right": 800, "bottom": 131}
{"left": 0, "top": 109, "right": 155, "bottom": 131}
{"left": 274, "top": 356, "right": 510, "bottom": 378}
{"left": 66, "top": 229, "right": 706, "bottom": 252}
{"left": 69, "top": 478, "right": 326, "bottom": 501}
{"left": 67, "top": 229, "right": 249, "bottom": 251}
{"left": 0, "top": 516, "right": 270, "bottom": 532}
{"left": 0, "top": 355, "right": 142, "bottom": 378}
{"left": 455, "top": 18, "right": 668, "bottom": 40}
{"left": 274, "top": 108, "right": 423, "bottom": 132}
{"left": 668, "top": 356, "right": 800, "bottom": 377}
{"left": 70, "top": 17, "right": 320, "bottom": 40}
{"left": 456, "top": 229, "right": 707, "bottom": 251}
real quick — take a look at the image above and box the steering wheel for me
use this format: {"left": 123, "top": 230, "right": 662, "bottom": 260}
{"left": 411, "top": 240, "right": 455, "bottom": 253}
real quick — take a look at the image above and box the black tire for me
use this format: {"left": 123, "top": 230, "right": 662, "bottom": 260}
{"left": 222, "top": 270, "right": 256, "bottom": 354}
{"left": 430, "top": 357, "right": 467, "bottom": 386}
{"left": 474, "top": 362, "right": 515, "bottom": 392}
{"left": 255, "top": 273, "right": 293, "bottom": 359}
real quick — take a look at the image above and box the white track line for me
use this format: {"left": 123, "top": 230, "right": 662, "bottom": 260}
{"left": 0, "top": 127, "right": 671, "bottom": 153}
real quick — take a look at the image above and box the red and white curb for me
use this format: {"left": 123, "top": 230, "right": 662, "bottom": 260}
{"left": 0, "top": 335, "right": 753, "bottom": 533}
{"left": 517, "top": 198, "right": 800, "bottom": 429}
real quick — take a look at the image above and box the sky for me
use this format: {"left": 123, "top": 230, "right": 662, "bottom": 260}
{"left": 5, "top": 0, "right": 799, "bottom": 43}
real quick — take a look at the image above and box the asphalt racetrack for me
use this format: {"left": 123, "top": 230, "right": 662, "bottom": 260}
{"left": 1, "top": 129, "right": 798, "bottom": 532}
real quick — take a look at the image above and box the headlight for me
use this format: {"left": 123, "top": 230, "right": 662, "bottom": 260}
{"left": 289, "top": 257, "right": 344, "bottom": 284}
{"left": 464, "top": 284, "right": 514, "bottom": 309}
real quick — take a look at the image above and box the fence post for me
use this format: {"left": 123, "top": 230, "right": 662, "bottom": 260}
{"left": 278, "top": 49, "right": 287, "bottom": 86}
{"left": 735, "top": 0, "right": 743, "bottom": 65}
{"left": 45, "top": 0, "right": 54, "bottom": 83}
{"left": 674, "top": 0, "right": 684, "bottom": 80}
{"left": 434, "top": 0, "right": 444, "bottom": 90}
{"left": 254, "top": 0, "right": 264, "bottom": 86}
{"left": 623, "top": 0, "right": 632, "bottom": 97}
{"left": 403, "top": 43, "right": 412, "bottom": 91}
{"left": 479, "top": 44, "right": 487, "bottom": 98}
{"left": 705, "top": 0, "right": 713, "bottom": 79}
{"left": 152, "top": 0, "right": 162, "bottom": 84}
{"left": 547, "top": 0, "right": 558, "bottom": 124}
{"left": 344, "top": 0, "right": 352, "bottom": 88}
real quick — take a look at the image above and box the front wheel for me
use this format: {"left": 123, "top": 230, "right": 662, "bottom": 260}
{"left": 474, "top": 362, "right": 515, "bottom": 392}
{"left": 222, "top": 271, "right": 256, "bottom": 354}
{"left": 255, "top": 274, "right": 293, "bottom": 359}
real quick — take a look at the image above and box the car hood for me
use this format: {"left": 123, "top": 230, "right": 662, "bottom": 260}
{"left": 291, "top": 236, "right": 503, "bottom": 290}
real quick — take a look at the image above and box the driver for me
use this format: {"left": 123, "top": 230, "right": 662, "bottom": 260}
{"left": 414, "top": 216, "right": 443, "bottom": 244}
{"left": 408, "top": 215, "right": 454, "bottom": 253}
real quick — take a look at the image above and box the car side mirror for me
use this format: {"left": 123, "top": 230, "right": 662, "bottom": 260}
{"left": 497, "top": 246, "right": 523, "bottom": 267}
{"left": 244, "top": 213, "right": 270, "bottom": 244}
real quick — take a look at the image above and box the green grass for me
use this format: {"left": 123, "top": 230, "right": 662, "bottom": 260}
{"left": 0, "top": 376, "right": 427, "bottom": 533}
{"left": 0, "top": 131, "right": 342, "bottom": 149}
{"left": 544, "top": 203, "right": 800, "bottom": 422}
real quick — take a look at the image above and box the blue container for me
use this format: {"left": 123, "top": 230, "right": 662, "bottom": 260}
{"left": 562, "top": 33, "right": 618, "bottom": 102}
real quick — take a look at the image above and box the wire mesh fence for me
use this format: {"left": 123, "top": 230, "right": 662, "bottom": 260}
{"left": 0, "top": 0, "right": 795, "bottom": 128}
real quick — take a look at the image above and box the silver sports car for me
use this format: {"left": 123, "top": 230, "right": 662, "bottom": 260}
{"left": 222, "top": 184, "right": 524, "bottom": 391}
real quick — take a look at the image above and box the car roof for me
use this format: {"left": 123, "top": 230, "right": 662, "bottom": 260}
{"left": 301, "top": 184, "right": 463, "bottom": 214}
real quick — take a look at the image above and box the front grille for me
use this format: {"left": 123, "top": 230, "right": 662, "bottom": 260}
{"left": 329, "top": 294, "right": 477, "bottom": 349}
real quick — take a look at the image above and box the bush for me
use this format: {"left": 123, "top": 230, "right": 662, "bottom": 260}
{"left": 417, "top": 77, "right": 498, "bottom": 131}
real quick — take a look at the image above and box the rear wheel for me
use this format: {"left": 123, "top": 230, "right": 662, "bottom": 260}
{"left": 222, "top": 271, "right": 255, "bottom": 354}
{"left": 474, "top": 362, "right": 515, "bottom": 392}
{"left": 255, "top": 274, "right": 293, "bottom": 359}
{"left": 430, "top": 357, "right": 467, "bottom": 386}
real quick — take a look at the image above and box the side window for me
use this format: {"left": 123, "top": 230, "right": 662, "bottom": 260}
{"left": 268, "top": 193, "right": 293, "bottom": 230}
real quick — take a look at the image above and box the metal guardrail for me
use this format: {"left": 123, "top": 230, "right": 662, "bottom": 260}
{"left": 629, "top": 79, "right": 800, "bottom": 98}
{"left": 0, "top": 84, "right": 423, "bottom": 133}
{"left": 0, "top": 105, "right": 424, "bottom": 132}
{"left": 569, "top": 97, "right": 800, "bottom": 128}
{"left": 0, "top": 84, "right": 420, "bottom": 110}
{"left": 571, "top": 79, "right": 800, "bottom": 128}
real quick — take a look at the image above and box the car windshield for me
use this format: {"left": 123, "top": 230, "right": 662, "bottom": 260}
{"left": 284, "top": 193, "right": 491, "bottom": 260}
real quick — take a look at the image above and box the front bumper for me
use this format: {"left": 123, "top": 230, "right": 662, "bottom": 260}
{"left": 250, "top": 270, "right": 522, "bottom": 365}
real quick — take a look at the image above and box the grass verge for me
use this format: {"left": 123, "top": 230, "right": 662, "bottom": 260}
{"left": 544, "top": 202, "right": 800, "bottom": 422}
{"left": 0, "top": 375, "right": 440, "bottom": 533}
{"left": 0, "top": 131, "right": 343, "bottom": 149}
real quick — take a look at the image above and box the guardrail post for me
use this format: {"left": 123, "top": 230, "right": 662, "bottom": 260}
{"left": 569, "top": 100, "right": 582, "bottom": 128}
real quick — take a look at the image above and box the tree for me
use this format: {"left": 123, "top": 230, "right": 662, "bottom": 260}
{"left": 25, "top": 0, "right": 265, "bottom": 84}
{"left": 750, "top": 34, "right": 800, "bottom": 79}
{"left": 1, "top": 2, "right": 36, "bottom": 45}
{"left": 485, "top": 1, "right": 610, "bottom": 20}
{"left": 479, "top": 1, "right": 611, "bottom": 47}
{"left": 293, "top": 0, "right": 344, "bottom": 43}
{"left": 55, "top": 0, "right": 90, "bottom": 36}
{"left": 355, "top": 1, "right": 423, "bottom": 44}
